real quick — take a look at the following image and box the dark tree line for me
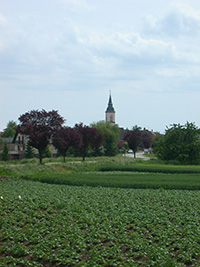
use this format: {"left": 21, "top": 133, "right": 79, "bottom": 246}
{"left": 2, "top": 111, "right": 155, "bottom": 162}
{"left": 17, "top": 109, "right": 103, "bottom": 163}
{"left": 74, "top": 123, "right": 103, "bottom": 161}
{"left": 52, "top": 123, "right": 103, "bottom": 162}
{"left": 52, "top": 127, "right": 81, "bottom": 162}
{"left": 5, "top": 110, "right": 198, "bottom": 165}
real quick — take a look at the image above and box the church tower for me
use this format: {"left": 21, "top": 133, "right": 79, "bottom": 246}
{"left": 105, "top": 93, "right": 115, "bottom": 124}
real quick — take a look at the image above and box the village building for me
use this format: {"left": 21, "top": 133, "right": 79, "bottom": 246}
{"left": 0, "top": 132, "right": 57, "bottom": 160}
{"left": 0, "top": 93, "right": 121, "bottom": 159}
{"left": 105, "top": 93, "right": 115, "bottom": 124}
{"left": 0, "top": 93, "right": 154, "bottom": 159}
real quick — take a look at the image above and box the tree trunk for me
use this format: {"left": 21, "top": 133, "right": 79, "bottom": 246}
{"left": 82, "top": 150, "right": 86, "bottom": 161}
{"left": 134, "top": 151, "right": 136, "bottom": 158}
{"left": 82, "top": 148, "right": 86, "bottom": 161}
{"left": 38, "top": 150, "right": 43, "bottom": 164}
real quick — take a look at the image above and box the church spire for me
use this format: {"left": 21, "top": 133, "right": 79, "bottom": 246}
{"left": 105, "top": 92, "right": 115, "bottom": 123}
{"left": 106, "top": 93, "right": 115, "bottom": 113}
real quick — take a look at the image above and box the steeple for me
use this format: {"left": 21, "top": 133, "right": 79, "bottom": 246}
{"left": 105, "top": 92, "right": 115, "bottom": 123}
{"left": 106, "top": 94, "right": 115, "bottom": 113}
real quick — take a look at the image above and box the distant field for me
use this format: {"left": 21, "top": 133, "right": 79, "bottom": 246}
{"left": 1, "top": 179, "right": 200, "bottom": 266}
{"left": 1, "top": 155, "right": 200, "bottom": 190}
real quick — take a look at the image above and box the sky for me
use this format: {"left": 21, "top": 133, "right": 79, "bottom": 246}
{"left": 1, "top": 0, "right": 200, "bottom": 133}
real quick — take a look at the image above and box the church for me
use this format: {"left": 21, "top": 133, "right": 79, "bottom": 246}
{"left": 105, "top": 93, "right": 116, "bottom": 124}
{"left": 105, "top": 93, "right": 125, "bottom": 140}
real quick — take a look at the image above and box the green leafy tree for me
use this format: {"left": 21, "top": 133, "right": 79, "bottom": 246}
{"left": 118, "top": 140, "right": 129, "bottom": 153}
{"left": 42, "top": 146, "right": 52, "bottom": 158}
{"left": 0, "top": 138, "right": 3, "bottom": 150}
{"left": 1, "top": 143, "right": 10, "bottom": 161}
{"left": 91, "top": 121, "right": 120, "bottom": 156}
{"left": 1, "top": 121, "right": 17, "bottom": 138}
{"left": 153, "top": 122, "right": 200, "bottom": 164}
{"left": 25, "top": 143, "right": 35, "bottom": 159}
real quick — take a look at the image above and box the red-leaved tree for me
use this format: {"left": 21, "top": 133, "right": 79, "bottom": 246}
{"left": 74, "top": 123, "right": 103, "bottom": 161}
{"left": 124, "top": 126, "right": 142, "bottom": 158}
{"left": 141, "top": 130, "right": 154, "bottom": 150}
{"left": 52, "top": 127, "right": 82, "bottom": 162}
{"left": 18, "top": 109, "right": 64, "bottom": 164}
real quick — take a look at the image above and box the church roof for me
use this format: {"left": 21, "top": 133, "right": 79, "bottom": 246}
{"left": 106, "top": 94, "right": 115, "bottom": 113}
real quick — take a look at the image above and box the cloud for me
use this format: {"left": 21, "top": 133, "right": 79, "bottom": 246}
{"left": 78, "top": 31, "right": 176, "bottom": 66}
{"left": 143, "top": 4, "right": 200, "bottom": 37}
{"left": 1, "top": 0, "right": 200, "bottom": 96}
{"left": 0, "top": 4, "right": 177, "bottom": 84}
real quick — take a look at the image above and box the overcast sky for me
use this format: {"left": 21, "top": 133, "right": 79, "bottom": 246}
{"left": 1, "top": 0, "right": 200, "bottom": 133}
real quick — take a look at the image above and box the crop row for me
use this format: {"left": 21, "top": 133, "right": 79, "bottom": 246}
{"left": 1, "top": 179, "right": 200, "bottom": 266}
{"left": 20, "top": 171, "right": 200, "bottom": 190}
{"left": 98, "top": 164, "right": 200, "bottom": 174}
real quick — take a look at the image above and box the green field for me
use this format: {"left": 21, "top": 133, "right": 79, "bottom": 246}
{"left": 1, "top": 156, "right": 200, "bottom": 266}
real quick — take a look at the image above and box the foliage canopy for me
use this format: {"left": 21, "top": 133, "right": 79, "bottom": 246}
{"left": 18, "top": 109, "right": 64, "bottom": 163}
{"left": 124, "top": 126, "right": 154, "bottom": 158}
{"left": 75, "top": 123, "right": 103, "bottom": 160}
{"left": 1, "top": 120, "right": 17, "bottom": 138}
{"left": 52, "top": 127, "right": 82, "bottom": 162}
{"left": 0, "top": 142, "right": 10, "bottom": 161}
{"left": 91, "top": 121, "right": 120, "bottom": 156}
{"left": 153, "top": 122, "right": 200, "bottom": 164}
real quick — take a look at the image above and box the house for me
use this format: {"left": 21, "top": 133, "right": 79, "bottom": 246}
{"left": 0, "top": 132, "right": 57, "bottom": 160}
{"left": 11, "top": 132, "right": 28, "bottom": 159}
{"left": 0, "top": 133, "right": 27, "bottom": 160}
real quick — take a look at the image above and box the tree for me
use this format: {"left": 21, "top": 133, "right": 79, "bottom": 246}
{"left": 1, "top": 121, "right": 17, "bottom": 138}
{"left": 0, "top": 138, "right": 4, "bottom": 150}
{"left": 1, "top": 143, "right": 10, "bottom": 161}
{"left": 18, "top": 109, "right": 64, "bottom": 164}
{"left": 75, "top": 123, "right": 103, "bottom": 161}
{"left": 141, "top": 129, "right": 154, "bottom": 150}
{"left": 91, "top": 121, "right": 120, "bottom": 156}
{"left": 52, "top": 127, "right": 82, "bottom": 162}
{"left": 153, "top": 122, "right": 200, "bottom": 164}
{"left": 42, "top": 146, "right": 52, "bottom": 158}
{"left": 118, "top": 140, "right": 129, "bottom": 154}
{"left": 124, "top": 126, "right": 142, "bottom": 158}
{"left": 25, "top": 143, "right": 35, "bottom": 159}
{"left": 124, "top": 126, "right": 154, "bottom": 157}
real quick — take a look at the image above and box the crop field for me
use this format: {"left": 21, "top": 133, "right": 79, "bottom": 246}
{"left": 21, "top": 172, "right": 200, "bottom": 190}
{"left": 1, "top": 178, "right": 200, "bottom": 266}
